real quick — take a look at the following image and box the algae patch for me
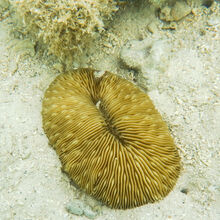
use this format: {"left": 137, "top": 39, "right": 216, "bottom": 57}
{"left": 14, "top": 0, "right": 118, "bottom": 61}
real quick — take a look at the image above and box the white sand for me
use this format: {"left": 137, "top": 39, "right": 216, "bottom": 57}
{"left": 0, "top": 1, "right": 219, "bottom": 220}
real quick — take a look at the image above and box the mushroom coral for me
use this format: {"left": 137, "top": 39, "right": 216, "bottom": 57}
{"left": 42, "top": 68, "right": 181, "bottom": 209}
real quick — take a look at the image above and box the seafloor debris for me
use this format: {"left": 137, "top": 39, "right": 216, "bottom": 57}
{"left": 120, "top": 38, "right": 169, "bottom": 89}
{"left": 159, "top": 1, "right": 192, "bottom": 22}
{"left": 8, "top": 39, "right": 35, "bottom": 57}
{"left": 120, "top": 38, "right": 168, "bottom": 73}
{"left": 66, "top": 199, "right": 99, "bottom": 219}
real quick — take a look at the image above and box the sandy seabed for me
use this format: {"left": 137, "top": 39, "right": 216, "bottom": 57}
{"left": 0, "top": 1, "right": 219, "bottom": 220}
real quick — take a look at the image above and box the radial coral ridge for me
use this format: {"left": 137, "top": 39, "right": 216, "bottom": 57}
{"left": 42, "top": 68, "right": 181, "bottom": 209}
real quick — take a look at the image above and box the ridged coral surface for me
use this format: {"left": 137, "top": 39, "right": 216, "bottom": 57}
{"left": 42, "top": 69, "right": 181, "bottom": 209}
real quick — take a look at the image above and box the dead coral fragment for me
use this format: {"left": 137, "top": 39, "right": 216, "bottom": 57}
{"left": 15, "top": 0, "right": 117, "bottom": 60}
{"left": 160, "top": 1, "right": 191, "bottom": 22}
{"left": 42, "top": 68, "right": 181, "bottom": 209}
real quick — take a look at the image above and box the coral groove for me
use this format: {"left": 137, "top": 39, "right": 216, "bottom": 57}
{"left": 42, "top": 68, "right": 181, "bottom": 209}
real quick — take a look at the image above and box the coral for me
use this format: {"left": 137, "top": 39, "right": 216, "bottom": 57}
{"left": 14, "top": 0, "right": 117, "bottom": 61}
{"left": 42, "top": 68, "right": 181, "bottom": 209}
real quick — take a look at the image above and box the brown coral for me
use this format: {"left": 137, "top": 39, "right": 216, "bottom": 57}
{"left": 42, "top": 68, "right": 181, "bottom": 209}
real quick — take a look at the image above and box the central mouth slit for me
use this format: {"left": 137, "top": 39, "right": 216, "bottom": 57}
{"left": 95, "top": 100, "right": 101, "bottom": 109}
{"left": 95, "top": 99, "right": 125, "bottom": 144}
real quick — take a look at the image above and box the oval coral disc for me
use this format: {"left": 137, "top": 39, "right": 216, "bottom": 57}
{"left": 42, "top": 68, "right": 181, "bottom": 209}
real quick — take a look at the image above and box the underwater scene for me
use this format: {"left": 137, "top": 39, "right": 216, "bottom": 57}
{"left": 0, "top": 0, "right": 219, "bottom": 219}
